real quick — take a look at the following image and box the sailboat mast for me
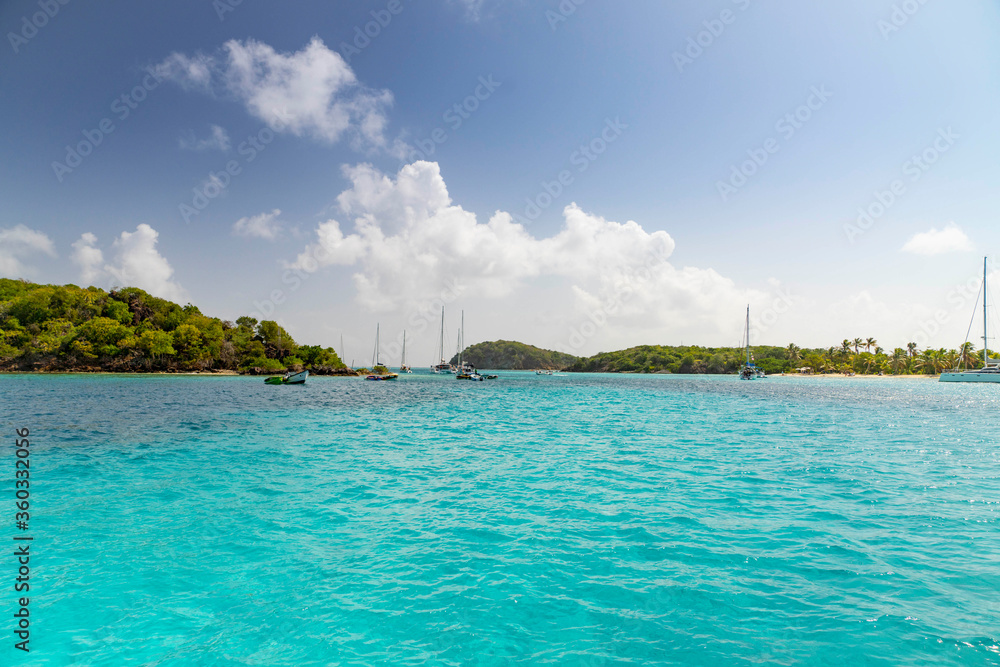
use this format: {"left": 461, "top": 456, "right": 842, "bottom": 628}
{"left": 459, "top": 311, "right": 464, "bottom": 368}
{"left": 746, "top": 305, "right": 751, "bottom": 364}
{"left": 402, "top": 331, "right": 406, "bottom": 366}
{"left": 440, "top": 307, "right": 445, "bottom": 362}
{"left": 372, "top": 324, "right": 379, "bottom": 368}
{"left": 984, "top": 256, "right": 989, "bottom": 366}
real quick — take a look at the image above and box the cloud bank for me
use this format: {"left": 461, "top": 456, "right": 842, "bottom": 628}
{"left": 0, "top": 225, "right": 56, "bottom": 278}
{"left": 155, "top": 37, "right": 395, "bottom": 152}
{"left": 71, "top": 225, "right": 187, "bottom": 303}
{"left": 289, "top": 161, "right": 764, "bottom": 347}
{"left": 901, "top": 222, "right": 973, "bottom": 255}
{"left": 233, "top": 209, "right": 284, "bottom": 241}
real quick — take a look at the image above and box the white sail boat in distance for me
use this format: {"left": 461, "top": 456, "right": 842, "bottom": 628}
{"left": 365, "top": 324, "right": 398, "bottom": 381}
{"left": 400, "top": 331, "right": 412, "bottom": 373}
{"left": 739, "top": 305, "right": 766, "bottom": 380}
{"left": 940, "top": 257, "right": 1000, "bottom": 383}
{"left": 431, "top": 307, "right": 452, "bottom": 373}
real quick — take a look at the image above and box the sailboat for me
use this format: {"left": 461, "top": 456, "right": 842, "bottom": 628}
{"left": 455, "top": 311, "right": 484, "bottom": 381}
{"left": 738, "top": 305, "right": 766, "bottom": 380}
{"left": 399, "top": 331, "right": 412, "bottom": 373}
{"left": 940, "top": 257, "right": 1000, "bottom": 383}
{"left": 431, "top": 307, "right": 453, "bottom": 373}
{"left": 365, "top": 324, "right": 398, "bottom": 381}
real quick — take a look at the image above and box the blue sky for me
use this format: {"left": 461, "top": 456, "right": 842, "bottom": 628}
{"left": 2, "top": 0, "right": 999, "bottom": 361}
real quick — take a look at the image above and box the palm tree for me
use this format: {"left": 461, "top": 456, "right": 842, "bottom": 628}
{"left": 917, "top": 350, "right": 937, "bottom": 374}
{"left": 944, "top": 350, "right": 959, "bottom": 372}
{"left": 918, "top": 349, "right": 950, "bottom": 375}
{"left": 866, "top": 337, "right": 877, "bottom": 353}
{"left": 786, "top": 343, "right": 801, "bottom": 363}
{"left": 874, "top": 346, "right": 884, "bottom": 356}
{"left": 841, "top": 340, "right": 852, "bottom": 357}
{"left": 862, "top": 353, "right": 877, "bottom": 374}
{"left": 907, "top": 342, "right": 918, "bottom": 358}
{"left": 889, "top": 348, "right": 907, "bottom": 374}
{"left": 959, "top": 341, "right": 978, "bottom": 370}
{"left": 853, "top": 337, "right": 863, "bottom": 354}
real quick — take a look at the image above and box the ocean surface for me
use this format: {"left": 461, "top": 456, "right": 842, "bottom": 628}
{"left": 3, "top": 372, "right": 999, "bottom": 666}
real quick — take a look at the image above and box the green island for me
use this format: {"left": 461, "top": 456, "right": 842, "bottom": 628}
{"left": 562, "top": 339, "right": 993, "bottom": 375}
{"left": 450, "top": 340, "right": 579, "bottom": 370}
{"left": 451, "top": 339, "right": 991, "bottom": 376}
{"left": 0, "top": 279, "right": 349, "bottom": 374}
{"left": 1, "top": 280, "right": 991, "bottom": 376}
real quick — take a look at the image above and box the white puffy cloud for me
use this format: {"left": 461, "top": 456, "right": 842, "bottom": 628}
{"left": 901, "top": 222, "right": 973, "bottom": 255}
{"left": 70, "top": 233, "right": 104, "bottom": 285}
{"left": 102, "top": 225, "right": 188, "bottom": 303}
{"left": 289, "top": 161, "right": 765, "bottom": 347}
{"left": 155, "top": 37, "right": 394, "bottom": 150}
{"left": 0, "top": 225, "right": 56, "bottom": 278}
{"left": 179, "top": 124, "right": 230, "bottom": 151}
{"left": 233, "top": 209, "right": 284, "bottom": 241}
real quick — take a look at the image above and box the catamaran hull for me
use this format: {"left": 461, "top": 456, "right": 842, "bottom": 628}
{"left": 939, "top": 372, "right": 1000, "bottom": 383}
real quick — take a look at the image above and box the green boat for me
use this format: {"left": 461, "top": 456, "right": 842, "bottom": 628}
{"left": 264, "top": 370, "right": 308, "bottom": 385}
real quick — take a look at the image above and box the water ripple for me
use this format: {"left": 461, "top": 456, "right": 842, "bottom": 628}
{"left": 3, "top": 373, "right": 999, "bottom": 665}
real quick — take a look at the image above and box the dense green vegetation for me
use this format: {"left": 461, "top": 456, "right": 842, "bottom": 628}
{"left": 565, "top": 338, "right": 996, "bottom": 375}
{"left": 3, "top": 280, "right": 989, "bottom": 377}
{"left": 451, "top": 340, "right": 578, "bottom": 370}
{"left": 0, "top": 279, "right": 346, "bottom": 373}
{"left": 566, "top": 344, "right": 787, "bottom": 374}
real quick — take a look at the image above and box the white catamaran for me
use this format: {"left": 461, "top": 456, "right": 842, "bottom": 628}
{"left": 431, "top": 307, "right": 453, "bottom": 374}
{"left": 940, "top": 257, "right": 1000, "bottom": 383}
{"left": 400, "top": 330, "right": 412, "bottom": 373}
{"left": 739, "top": 305, "right": 766, "bottom": 380}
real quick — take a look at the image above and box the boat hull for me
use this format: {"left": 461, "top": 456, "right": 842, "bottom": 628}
{"left": 265, "top": 370, "right": 308, "bottom": 385}
{"left": 939, "top": 372, "right": 1000, "bottom": 383}
{"left": 284, "top": 371, "right": 308, "bottom": 384}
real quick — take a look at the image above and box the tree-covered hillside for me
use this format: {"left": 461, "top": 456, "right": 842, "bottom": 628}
{"left": 564, "top": 344, "right": 790, "bottom": 374}
{"left": 0, "top": 279, "right": 346, "bottom": 373}
{"left": 565, "top": 338, "right": 993, "bottom": 375}
{"left": 451, "top": 340, "right": 578, "bottom": 370}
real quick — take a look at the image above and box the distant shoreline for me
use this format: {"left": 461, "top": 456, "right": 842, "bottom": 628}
{"left": 0, "top": 370, "right": 941, "bottom": 379}
{"left": 777, "top": 373, "right": 936, "bottom": 380}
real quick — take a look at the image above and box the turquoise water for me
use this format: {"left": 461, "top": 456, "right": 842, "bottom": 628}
{"left": 3, "top": 372, "right": 999, "bottom": 665}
